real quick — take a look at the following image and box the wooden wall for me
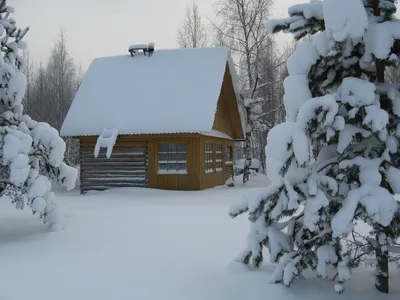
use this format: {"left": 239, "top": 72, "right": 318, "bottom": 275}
{"left": 213, "top": 84, "right": 234, "bottom": 138}
{"left": 78, "top": 134, "right": 202, "bottom": 192}
{"left": 78, "top": 134, "right": 234, "bottom": 193}
{"left": 80, "top": 145, "right": 147, "bottom": 193}
{"left": 79, "top": 136, "right": 148, "bottom": 193}
{"left": 147, "top": 135, "right": 201, "bottom": 191}
{"left": 214, "top": 63, "right": 244, "bottom": 140}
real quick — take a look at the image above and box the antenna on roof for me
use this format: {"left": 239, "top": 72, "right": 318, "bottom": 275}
{"left": 128, "top": 43, "right": 155, "bottom": 57}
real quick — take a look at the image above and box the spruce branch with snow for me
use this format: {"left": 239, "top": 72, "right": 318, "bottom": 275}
{"left": 0, "top": 0, "right": 77, "bottom": 230}
{"left": 230, "top": 0, "right": 400, "bottom": 294}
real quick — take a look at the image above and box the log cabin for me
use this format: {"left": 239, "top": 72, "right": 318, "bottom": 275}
{"left": 60, "top": 46, "right": 244, "bottom": 193}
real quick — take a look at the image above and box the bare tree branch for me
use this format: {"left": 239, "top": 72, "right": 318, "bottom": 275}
{"left": 177, "top": 3, "right": 208, "bottom": 48}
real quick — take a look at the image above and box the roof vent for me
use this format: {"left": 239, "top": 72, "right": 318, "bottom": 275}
{"left": 128, "top": 43, "right": 155, "bottom": 57}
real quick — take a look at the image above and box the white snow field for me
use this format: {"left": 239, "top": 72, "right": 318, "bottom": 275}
{"left": 0, "top": 174, "right": 399, "bottom": 300}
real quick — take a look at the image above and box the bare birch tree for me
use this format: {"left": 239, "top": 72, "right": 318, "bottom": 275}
{"left": 213, "top": 0, "right": 286, "bottom": 182}
{"left": 213, "top": 0, "right": 273, "bottom": 87}
{"left": 177, "top": 2, "right": 208, "bottom": 48}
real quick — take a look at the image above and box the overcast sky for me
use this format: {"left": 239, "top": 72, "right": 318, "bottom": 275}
{"left": 11, "top": 0, "right": 303, "bottom": 69}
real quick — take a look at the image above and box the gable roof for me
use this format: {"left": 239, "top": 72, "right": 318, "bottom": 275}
{"left": 60, "top": 47, "right": 243, "bottom": 139}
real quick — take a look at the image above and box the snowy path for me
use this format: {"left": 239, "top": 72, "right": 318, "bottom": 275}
{"left": 0, "top": 180, "right": 399, "bottom": 299}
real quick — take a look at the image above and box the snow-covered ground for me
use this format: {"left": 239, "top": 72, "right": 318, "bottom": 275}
{"left": 0, "top": 174, "right": 399, "bottom": 300}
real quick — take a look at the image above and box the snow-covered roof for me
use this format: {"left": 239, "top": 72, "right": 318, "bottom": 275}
{"left": 61, "top": 47, "right": 240, "bottom": 137}
{"left": 234, "top": 158, "right": 261, "bottom": 170}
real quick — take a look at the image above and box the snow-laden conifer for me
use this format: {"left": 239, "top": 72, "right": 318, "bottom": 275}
{"left": 230, "top": 0, "right": 400, "bottom": 293}
{"left": 0, "top": 0, "right": 77, "bottom": 230}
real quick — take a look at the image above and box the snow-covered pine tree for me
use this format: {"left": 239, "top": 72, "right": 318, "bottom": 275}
{"left": 0, "top": 0, "right": 77, "bottom": 230}
{"left": 229, "top": 0, "right": 400, "bottom": 294}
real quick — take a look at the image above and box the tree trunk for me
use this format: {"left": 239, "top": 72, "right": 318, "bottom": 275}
{"left": 375, "top": 245, "right": 389, "bottom": 293}
{"left": 371, "top": 1, "right": 389, "bottom": 293}
{"left": 375, "top": 226, "right": 390, "bottom": 294}
{"left": 374, "top": 79, "right": 390, "bottom": 294}
{"left": 243, "top": 106, "right": 252, "bottom": 183}
{"left": 259, "top": 131, "right": 267, "bottom": 173}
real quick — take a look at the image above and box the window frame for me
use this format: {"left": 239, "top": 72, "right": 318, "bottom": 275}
{"left": 205, "top": 143, "right": 214, "bottom": 173}
{"left": 215, "top": 144, "right": 223, "bottom": 172}
{"left": 157, "top": 142, "right": 187, "bottom": 175}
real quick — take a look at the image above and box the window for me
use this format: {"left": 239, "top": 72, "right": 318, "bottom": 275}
{"left": 158, "top": 143, "right": 187, "bottom": 174}
{"left": 205, "top": 143, "right": 213, "bottom": 173}
{"left": 225, "top": 146, "right": 232, "bottom": 164}
{"left": 216, "top": 144, "right": 223, "bottom": 172}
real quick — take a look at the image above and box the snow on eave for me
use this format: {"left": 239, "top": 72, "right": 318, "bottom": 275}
{"left": 200, "top": 130, "right": 233, "bottom": 140}
{"left": 62, "top": 131, "right": 210, "bottom": 138}
{"left": 63, "top": 130, "right": 235, "bottom": 141}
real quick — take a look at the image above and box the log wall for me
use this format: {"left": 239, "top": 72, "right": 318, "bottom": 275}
{"left": 80, "top": 145, "right": 147, "bottom": 193}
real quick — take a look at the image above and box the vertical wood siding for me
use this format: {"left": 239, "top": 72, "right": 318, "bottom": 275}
{"left": 147, "top": 136, "right": 201, "bottom": 190}
{"left": 199, "top": 136, "right": 234, "bottom": 190}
